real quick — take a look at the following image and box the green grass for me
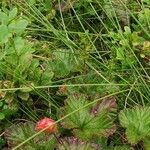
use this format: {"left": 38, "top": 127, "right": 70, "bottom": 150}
{"left": 0, "top": 0, "right": 150, "bottom": 149}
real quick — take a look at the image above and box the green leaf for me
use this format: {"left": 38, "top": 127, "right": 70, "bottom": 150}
{"left": 8, "top": 19, "right": 28, "bottom": 34}
{"left": 5, "top": 122, "right": 56, "bottom": 149}
{"left": 18, "top": 42, "right": 35, "bottom": 54}
{"left": 29, "top": 68, "right": 43, "bottom": 85}
{"left": 4, "top": 54, "right": 18, "bottom": 66}
{"left": 14, "top": 36, "right": 25, "bottom": 54}
{"left": 19, "top": 53, "right": 33, "bottom": 68}
{"left": 0, "top": 51, "right": 6, "bottom": 60}
{"left": 138, "top": 8, "right": 150, "bottom": 27}
{"left": 40, "top": 69, "right": 54, "bottom": 85}
{"left": 3, "top": 102, "right": 19, "bottom": 115}
{"left": 0, "top": 112, "right": 5, "bottom": 120}
{"left": 16, "top": 19, "right": 28, "bottom": 32}
{"left": 44, "top": 0, "right": 53, "bottom": 10}
{"left": 49, "top": 50, "right": 75, "bottom": 78}
{"left": 112, "top": 145, "right": 133, "bottom": 150}
{"left": 143, "top": 0, "right": 150, "bottom": 4}
{"left": 144, "top": 137, "right": 150, "bottom": 150}
{"left": 18, "top": 92, "right": 30, "bottom": 101}
{"left": 0, "top": 137, "right": 6, "bottom": 149}
{"left": 8, "top": 7, "right": 18, "bottom": 21}
{"left": 4, "top": 93, "right": 15, "bottom": 104}
{"left": 27, "top": 0, "right": 36, "bottom": 5}
{"left": 119, "top": 106, "right": 150, "bottom": 144}
{"left": 60, "top": 95, "right": 90, "bottom": 128}
{"left": 13, "top": 65, "right": 24, "bottom": 81}
{"left": 116, "top": 47, "right": 125, "bottom": 60}
{"left": 0, "top": 11, "right": 8, "bottom": 24}
{"left": 60, "top": 94, "right": 114, "bottom": 140}
{"left": 124, "top": 26, "right": 131, "bottom": 37}
{"left": 13, "top": 53, "right": 34, "bottom": 81}
{"left": 0, "top": 101, "right": 3, "bottom": 107}
{"left": 125, "top": 126, "right": 141, "bottom": 144}
{"left": 0, "top": 24, "right": 12, "bottom": 44}
{"left": 20, "top": 82, "right": 34, "bottom": 92}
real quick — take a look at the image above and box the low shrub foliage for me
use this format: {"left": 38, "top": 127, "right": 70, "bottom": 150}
{"left": 0, "top": 0, "right": 150, "bottom": 149}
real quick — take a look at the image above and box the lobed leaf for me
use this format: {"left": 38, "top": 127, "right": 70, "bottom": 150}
{"left": 60, "top": 94, "right": 115, "bottom": 140}
{"left": 119, "top": 106, "right": 150, "bottom": 144}
{"left": 57, "top": 136, "right": 101, "bottom": 150}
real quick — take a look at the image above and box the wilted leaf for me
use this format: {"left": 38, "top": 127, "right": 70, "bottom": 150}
{"left": 57, "top": 86, "right": 68, "bottom": 95}
{"left": 55, "top": 0, "right": 76, "bottom": 12}
{"left": 104, "top": 0, "right": 129, "bottom": 26}
{"left": 143, "top": 41, "right": 150, "bottom": 52}
{"left": 0, "top": 91, "right": 6, "bottom": 98}
{"left": 57, "top": 136, "right": 101, "bottom": 150}
{"left": 90, "top": 97, "right": 117, "bottom": 115}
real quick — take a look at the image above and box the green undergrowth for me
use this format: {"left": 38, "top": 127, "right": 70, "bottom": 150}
{"left": 0, "top": 0, "right": 150, "bottom": 149}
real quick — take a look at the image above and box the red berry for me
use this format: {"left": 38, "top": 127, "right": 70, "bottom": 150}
{"left": 35, "top": 117, "right": 57, "bottom": 133}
